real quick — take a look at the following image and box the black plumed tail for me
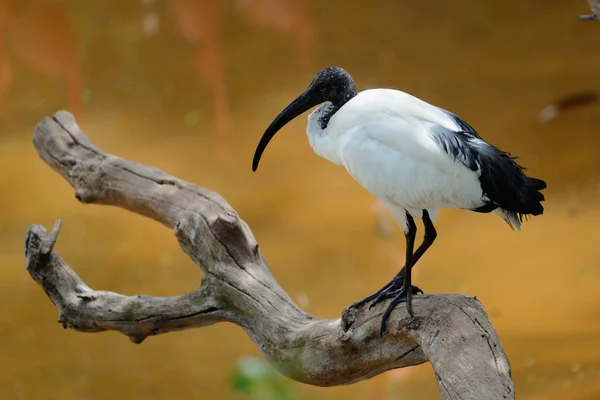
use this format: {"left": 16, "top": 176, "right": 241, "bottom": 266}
{"left": 493, "top": 176, "right": 546, "bottom": 230}
{"left": 519, "top": 176, "right": 547, "bottom": 216}
{"left": 475, "top": 144, "right": 547, "bottom": 229}
{"left": 434, "top": 107, "right": 547, "bottom": 228}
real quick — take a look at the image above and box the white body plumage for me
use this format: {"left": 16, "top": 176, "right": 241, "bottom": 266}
{"left": 253, "top": 66, "right": 545, "bottom": 233}
{"left": 306, "top": 89, "right": 500, "bottom": 231}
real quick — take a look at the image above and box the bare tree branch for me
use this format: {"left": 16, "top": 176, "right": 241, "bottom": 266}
{"left": 25, "top": 111, "right": 514, "bottom": 399}
{"left": 580, "top": 0, "right": 600, "bottom": 20}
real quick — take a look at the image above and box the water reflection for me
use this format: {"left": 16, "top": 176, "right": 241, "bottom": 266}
{"left": 168, "top": 0, "right": 230, "bottom": 159}
{"left": 0, "top": 0, "right": 84, "bottom": 122}
{"left": 164, "top": 0, "right": 316, "bottom": 160}
{"left": 236, "top": 0, "right": 315, "bottom": 69}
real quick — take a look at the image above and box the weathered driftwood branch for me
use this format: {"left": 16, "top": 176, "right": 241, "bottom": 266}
{"left": 25, "top": 111, "right": 514, "bottom": 399}
{"left": 580, "top": 0, "right": 600, "bottom": 20}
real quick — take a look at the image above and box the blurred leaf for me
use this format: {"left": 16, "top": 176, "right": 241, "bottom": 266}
{"left": 229, "top": 356, "right": 297, "bottom": 400}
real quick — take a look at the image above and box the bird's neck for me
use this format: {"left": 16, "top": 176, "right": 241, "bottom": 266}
{"left": 317, "top": 103, "right": 340, "bottom": 129}
{"left": 307, "top": 104, "right": 344, "bottom": 165}
{"left": 319, "top": 86, "right": 357, "bottom": 129}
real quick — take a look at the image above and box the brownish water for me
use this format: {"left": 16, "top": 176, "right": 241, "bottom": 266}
{"left": 1, "top": 1, "right": 600, "bottom": 399}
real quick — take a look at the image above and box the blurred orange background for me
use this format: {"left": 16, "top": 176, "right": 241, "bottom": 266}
{"left": 1, "top": 1, "right": 600, "bottom": 399}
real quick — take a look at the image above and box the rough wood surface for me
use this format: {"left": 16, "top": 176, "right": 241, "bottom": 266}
{"left": 25, "top": 111, "right": 514, "bottom": 399}
{"left": 581, "top": 0, "right": 600, "bottom": 20}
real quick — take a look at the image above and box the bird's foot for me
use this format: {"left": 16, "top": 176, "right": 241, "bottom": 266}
{"left": 369, "top": 282, "right": 423, "bottom": 309}
{"left": 347, "top": 276, "right": 423, "bottom": 311}
{"left": 367, "top": 277, "right": 422, "bottom": 310}
{"left": 348, "top": 277, "right": 402, "bottom": 309}
{"left": 347, "top": 279, "right": 395, "bottom": 311}
{"left": 379, "top": 285, "right": 418, "bottom": 336}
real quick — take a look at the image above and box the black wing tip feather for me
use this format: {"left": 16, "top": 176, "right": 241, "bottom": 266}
{"left": 499, "top": 173, "right": 546, "bottom": 219}
{"left": 501, "top": 182, "right": 546, "bottom": 229}
{"left": 526, "top": 177, "right": 547, "bottom": 191}
{"left": 432, "top": 107, "right": 547, "bottom": 222}
{"left": 475, "top": 145, "right": 547, "bottom": 217}
{"left": 521, "top": 176, "right": 546, "bottom": 209}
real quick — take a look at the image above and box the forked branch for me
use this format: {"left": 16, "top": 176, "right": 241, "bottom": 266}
{"left": 580, "top": 0, "right": 600, "bottom": 20}
{"left": 25, "top": 111, "right": 514, "bottom": 399}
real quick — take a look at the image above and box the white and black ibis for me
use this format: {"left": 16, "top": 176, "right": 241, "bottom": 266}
{"left": 252, "top": 66, "right": 546, "bottom": 334}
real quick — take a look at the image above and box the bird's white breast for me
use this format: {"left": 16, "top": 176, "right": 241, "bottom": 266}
{"left": 306, "top": 89, "right": 486, "bottom": 218}
{"left": 306, "top": 102, "right": 344, "bottom": 165}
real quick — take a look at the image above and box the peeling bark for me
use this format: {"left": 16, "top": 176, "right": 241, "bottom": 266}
{"left": 25, "top": 111, "right": 514, "bottom": 399}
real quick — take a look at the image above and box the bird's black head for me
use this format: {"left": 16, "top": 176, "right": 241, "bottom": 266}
{"left": 308, "top": 66, "right": 357, "bottom": 106}
{"left": 252, "top": 66, "right": 357, "bottom": 171}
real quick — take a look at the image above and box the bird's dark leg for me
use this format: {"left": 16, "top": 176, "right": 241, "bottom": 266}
{"left": 375, "top": 212, "right": 416, "bottom": 335}
{"left": 349, "top": 210, "right": 437, "bottom": 311}
{"left": 376, "top": 210, "right": 437, "bottom": 301}
{"left": 378, "top": 210, "right": 437, "bottom": 334}
{"left": 347, "top": 212, "right": 416, "bottom": 312}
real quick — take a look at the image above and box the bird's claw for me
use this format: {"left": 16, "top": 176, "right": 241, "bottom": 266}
{"left": 380, "top": 284, "right": 423, "bottom": 299}
{"left": 347, "top": 280, "right": 395, "bottom": 310}
{"left": 347, "top": 278, "right": 423, "bottom": 311}
{"left": 347, "top": 277, "right": 423, "bottom": 335}
{"left": 368, "top": 280, "right": 422, "bottom": 310}
{"left": 379, "top": 287, "right": 415, "bottom": 336}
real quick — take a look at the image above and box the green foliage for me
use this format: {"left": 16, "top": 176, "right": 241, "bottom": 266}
{"left": 229, "top": 356, "right": 297, "bottom": 400}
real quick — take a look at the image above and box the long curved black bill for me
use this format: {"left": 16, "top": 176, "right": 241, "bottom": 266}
{"left": 252, "top": 86, "right": 323, "bottom": 171}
